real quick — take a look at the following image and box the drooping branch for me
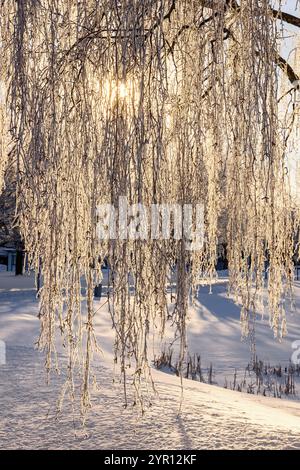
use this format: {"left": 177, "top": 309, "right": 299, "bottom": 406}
{"left": 58, "top": 0, "right": 299, "bottom": 88}
{"left": 272, "top": 8, "right": 300, "bottom": 29}
{"left": 145, "top": 0, "right": 176, "bottom": 39}
{"left": 202, "top": 0, "right": 300, "bottom": 30}
{"left": 200, "top": 1, "right": 300, "bottom": 85}
{"left": 276, "top": 54, "right": 299, "bottom": 86}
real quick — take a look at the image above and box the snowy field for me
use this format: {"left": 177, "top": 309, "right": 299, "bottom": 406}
{"left": 1, "top": 271, "right": 300, "bottom": 449}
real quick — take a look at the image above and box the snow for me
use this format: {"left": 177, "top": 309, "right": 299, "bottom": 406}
{"left": 184, "top": 280, "right": 300, "bottom": 384}
{"left": 1, "top": 271, "right": 300, "bottom": 449}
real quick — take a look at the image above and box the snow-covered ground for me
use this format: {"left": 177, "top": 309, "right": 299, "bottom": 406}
{"left": 1, "top": 271, "right": 300, "bottom": 449}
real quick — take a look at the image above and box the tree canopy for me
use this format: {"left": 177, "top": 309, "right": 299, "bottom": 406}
{"left": 0, "top": 0, "right": 299, "bottom": 413}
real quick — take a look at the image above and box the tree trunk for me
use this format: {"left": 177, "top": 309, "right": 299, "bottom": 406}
{"left": 94, "top": 283, "right": 102, "bottom": 298}
{"left": 15, "top": 250, "right": 23, "bottom": 276}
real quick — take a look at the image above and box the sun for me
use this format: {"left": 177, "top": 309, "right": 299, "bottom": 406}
{"left": 103, "top": 79, "right": 129, "bottom": 103}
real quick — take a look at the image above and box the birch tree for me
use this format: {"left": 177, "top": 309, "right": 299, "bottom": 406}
{"left": 0, "top": 0, "right": 299, "bottom": 412}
